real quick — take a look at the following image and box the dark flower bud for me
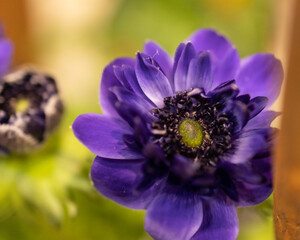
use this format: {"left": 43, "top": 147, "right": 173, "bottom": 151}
{"left": 0, "top": 67, "right": 63, "bottom": 154}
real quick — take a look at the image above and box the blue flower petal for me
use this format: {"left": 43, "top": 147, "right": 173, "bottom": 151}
{"left": 113, "top": 65, "right": 133, "bottom": 91}
{"left": 191, "top": 199, "right": 238, "bottom": 240}
{"left": 0, "top": 39, "right": 13, "bottom": 77}
{"left": 235, "top": 180, "right": 272, "bottom": 207}
{"left": 144, "top": 40, "right": 173, "bottom": 80}
{"left": 224, "top": 100, "right": 249, "bottom": 134}
{"left": 91, "top": 156, "right": 160, "bottom": 209}
{"left": 187, "top": 29, "right": 240, "bottom": 88}
{"left": 113, "top": 101, "right": 151, "bottom": 145}
{"left": 247, "top": 96, "right": 268, "bottom": 119}
{"left": 216, "top": 168, "right": 239, "bottom": 201}
{"left": 187, "top": 29, "right": 236, "bottom": 60}
{"left": 145, "top": 191, "right": 203, "bottom": 240}
{"left": 172, "top": 43, "right": 185, "bottom": 87}
{"left": 251, "top": 155, "right": 272, "bottom": 183}
{"left": 222, "top": 162, "right": 265, "bottom": 185}
{"left": 174, "top": 42, "right": 196, "bottom": 92}
{"left": 244, "top": 111, "right": 280, "bottom": 130}
{"left": 236, "top": 53, "right": 283, "bottom": 108}
{"left": 121, "top": 65, "right": 154, "bottom": 104}
{"left": 208, "top": 80, "right": 239, "bottom": 104}
{"left": 186, "top": 51, "right": 213, "bottom": 92}
{"left": 236, "top": 94, "right": 250, "bottom": 104}
{"left": 73, "top": 113, "right": 142, "bottom": 159}
{"left": 212, "top": 48, "right": 240, "bottom": 89}
{"left": 229, "top": 129, "right": 270, "bottom": 164}
{"left": 110, "top": 86, "right": 154, "bottom": 120}
{"left": 136, "top": 53, "right": 173, "bottom": 106}
{"left": 170, "top": 155, "right": 200, "bottom": 181}
{"left": 100, "top": 58, "right": 135, "bottom": 117}
{"left": 113, "top": 64, "right": 154, "bottom": 106}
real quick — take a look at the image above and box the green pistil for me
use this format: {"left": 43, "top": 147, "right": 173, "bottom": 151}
{"left": 179, "top": 119, "right": 203, "bottom": 148}
{"left": 15, "top": 98, "right": 30, "bottom": 113}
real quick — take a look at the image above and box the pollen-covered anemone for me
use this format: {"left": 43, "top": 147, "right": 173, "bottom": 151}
{"left": 73, "top": 29, "right": 283, "bottom": 240}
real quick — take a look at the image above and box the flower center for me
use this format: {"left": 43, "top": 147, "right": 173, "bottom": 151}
{"left": 14, "top": 98, "right": 30, "bottom": 113}
{"left": 0, "top": 70, "right": 58, "bottom": 119}
{"left": 178, "top": 119, "right": 203, "bottom": 148}
{"left": 151, "top": 89, "right": 233, "bottom": 166}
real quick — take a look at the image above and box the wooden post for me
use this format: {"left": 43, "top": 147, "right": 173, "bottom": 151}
{"left": 274, "top": 0, "right": 300, "bottom": 239}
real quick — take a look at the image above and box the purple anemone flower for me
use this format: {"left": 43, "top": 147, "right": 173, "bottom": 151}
{"left": 73, "top": 29, "right": 283, "bottom": 240}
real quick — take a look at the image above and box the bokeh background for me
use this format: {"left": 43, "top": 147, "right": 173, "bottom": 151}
{"left": 0, "top": 0, "right": 287, "bottom": 239}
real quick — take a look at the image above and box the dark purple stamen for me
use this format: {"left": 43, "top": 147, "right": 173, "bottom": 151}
{"left": 151, "top": 89, "right": 233, "bottom": 168}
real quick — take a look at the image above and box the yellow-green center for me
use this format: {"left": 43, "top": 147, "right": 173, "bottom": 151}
{"left": 178, "top": 119, "right": 203, "bottom": 148}
{"left": 15, "top": 98, "right": 30, "bottom": 112}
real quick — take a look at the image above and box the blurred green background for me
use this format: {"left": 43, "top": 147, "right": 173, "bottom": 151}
{"left": 0, "top": 0, "right": 278, "bottom": 239}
